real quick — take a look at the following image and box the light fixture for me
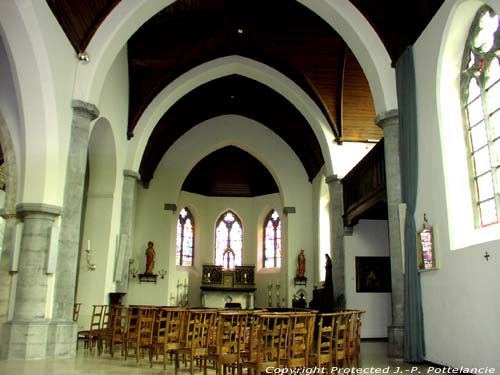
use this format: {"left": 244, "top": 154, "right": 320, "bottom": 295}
{"left": 85, "top": 248, "right": 96, "bottom": 271}
{"left": 158, "top": 269, "right": 167, "bottom": 279}
{"left": 129, "top": 259, "right": 138, "bottom": 278}
{"left": 237, "top": 28, "right": 244, "bottom": 34}
{"left": 77, "top": 51, "right": 90, "bottom": 63}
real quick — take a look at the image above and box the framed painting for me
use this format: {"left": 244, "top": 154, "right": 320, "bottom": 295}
{"left": 355, "top": 256, "right": 392, "bottom": 293}
{"left": 417, "top": 225, "right": 438, "bottom": 271}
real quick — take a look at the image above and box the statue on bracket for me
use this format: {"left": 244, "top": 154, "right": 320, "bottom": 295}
{"left": 296, "top": 249, "right": 306, "bottom": 278}
{"left": 145, "top": 241, "right": 156, "bottom": 274}
{"left": 294, "top": 249, "right": 307, "bottom": 286}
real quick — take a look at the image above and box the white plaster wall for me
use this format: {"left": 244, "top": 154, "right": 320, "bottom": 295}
{"left": 344, "top": 220, "right": 392, "bottom": 338}
{"left": 414, "top": 0, "right": 500, "bottom": 368}
{"left": 76, "top": 49, "right": 130, "bottom": 327}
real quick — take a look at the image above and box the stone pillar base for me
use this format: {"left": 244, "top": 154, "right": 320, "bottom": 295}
{"left": 0, "top": 320, "right": 77, "bottom": 359}
{"left": 388, "top": 325, "right": 404, "bottom": 359}
{"left": 46, "top": 320, "right": 77, "bottom": 358}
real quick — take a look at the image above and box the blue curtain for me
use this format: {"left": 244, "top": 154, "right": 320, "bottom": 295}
{"left": 396, "top": 46, "right": 426, "bottom": 362}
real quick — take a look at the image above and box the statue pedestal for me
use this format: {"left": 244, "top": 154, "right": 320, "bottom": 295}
{"left": 138, "top": 273, "right": 157, "bottom": 283}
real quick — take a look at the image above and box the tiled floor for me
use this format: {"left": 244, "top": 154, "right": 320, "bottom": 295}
{"left": 0, "top": 341, "right": 440, "bottom": 375}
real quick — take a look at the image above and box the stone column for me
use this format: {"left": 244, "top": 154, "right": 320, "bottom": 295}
{"left": 1, "top": 203, "right": 61, "bottom": 359}
{"left": 326, "top": 174, "right": 344, "bottom": 299}
{"left": 0, "top": 209, "right": 16, "bottom": 325}
{"left": 50, "top": 100, "right": 99, "bottom": 356}
{"left": 115, "top": 169, "right": 140, "bottom": 293}
{"left": 376, "top": 109, "right": 404, "bottom": 358}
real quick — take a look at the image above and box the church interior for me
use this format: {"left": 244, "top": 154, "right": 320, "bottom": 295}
{"left": 0, "top": 0, "right": 499, "bottom": 372}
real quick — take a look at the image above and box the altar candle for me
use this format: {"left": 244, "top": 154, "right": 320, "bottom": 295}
{"left": 87, "top": 240, "right": 91, "bottom": 250}
{"left": 276, "top": 280, "right": 280, "bottom": 287}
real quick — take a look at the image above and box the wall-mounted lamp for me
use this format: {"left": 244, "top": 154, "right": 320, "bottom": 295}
{"left": 77, "top": 51, "right": 90, "bottom": 63}
{"left": 158, "top": 269, "right": 167, "bottom": 279}
{"left": 85, "top": 247, "right": 96, "bottom": 271}
{"left": 129, "top": 259, "right": 138, "bottom": 278}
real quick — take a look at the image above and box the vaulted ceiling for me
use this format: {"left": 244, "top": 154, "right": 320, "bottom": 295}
{"left": 47, "top": 0, "right": 444, "bottom": 195}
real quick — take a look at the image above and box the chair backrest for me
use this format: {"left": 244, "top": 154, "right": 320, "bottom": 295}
{"left": 157, "top": 307, "right": 186, "bottom": 351}
{"left": 332, "top": 312, "right": 350, "bottom": 366}
{"left": 125, "top": 305, "right": 141, "bottom": 339}
{"left": 254, "top": 313, "right": 290, "bottom": 371}
{"left": 73, "top": 303, "right": 82, "bottom": 322}
{"left": 110, "top": 305, "right": 127, "bottom": 335}
{"left": 244, "top": 311, "right": 262, "bottom": 362}
{"left": 89, "top": 304, "right": 106, "bottom": 334}
{"left": 100, "top": 305, "right": 112, "bottom": 331}
{"left": 137, "top": 307, "right": 158, "bottom": 346}
{"left": 183, "top": 309, "right": 217, "bottom": 352}
{"left": 286, "top": 312, "right": 316, "bottom": 368}
{"left": 215, "top": 311, "right": 250, "bottom": 356}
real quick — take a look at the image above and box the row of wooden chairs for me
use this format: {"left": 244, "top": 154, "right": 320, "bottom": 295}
{"left": 77, "top": 304, "right": 364, "bottom": 373}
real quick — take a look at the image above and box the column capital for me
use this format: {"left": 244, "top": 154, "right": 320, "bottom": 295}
{"left": 325, "top": 174, "right": 341, "bottom": 184}
{"left": 0, "top": 208, "right": 17, "bottom": 220}
{"left": 71, "top": 100, "right": 99, "bottom": 121}
{"left": 15, "top": 203, "right": 62, "bottom": 217}
{"left": 123, "top": 169, "right": 141, "bottom": 180}
{"left": 375, "top": 109, "right": 399, "bottom": 130}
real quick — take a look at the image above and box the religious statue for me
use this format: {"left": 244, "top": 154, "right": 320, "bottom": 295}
{"left": 323, "top": 253, "right": 333, "bottom": 289}
{"left": 296, "top": 249, "right": 306, "bottom": 278}
{"left": 145, "top": 241, "right": 156, "bottom": 274}
{"left": 309, "top": 253, "right": 335, "bottom": 313}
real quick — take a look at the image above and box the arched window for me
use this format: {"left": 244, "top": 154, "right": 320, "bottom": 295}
{"left": 461, "top": 6, "right": 500, "bottom": 227}
{"left": 263, "top": 209, "right": 282, "bottom": 268}
{"left": 215, "top": 210, "right": 242, "bottom": 269}
{"left": 176, "top": 207, "right": 194, "bottom": 266}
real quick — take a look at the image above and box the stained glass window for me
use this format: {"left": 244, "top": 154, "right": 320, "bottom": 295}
{"left": 263, "top": 209, "right": 282, "bottom": 268}
{"left": 461, "top": 6, "right": 500, "bottom": 227}
{"left": 176, "top": 207, "right": 194, "bottom": 266}
{"left": 215, "top": 210, "right": 242, "bottom": 269}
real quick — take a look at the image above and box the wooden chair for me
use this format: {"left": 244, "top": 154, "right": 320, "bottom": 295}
{"left": 309, "top": 312, "right": 337, "bottom": 370}
{"left": 77, "top": 304, "right": 106, "bottom": 351}
{"left": 207, "top": 310, "right": 250, "bottom": 375}
{"left": 331, "top": 312, "right": 350, "bottom": 369}
{"left": 122, "top": 306, "right": 141, "bottom": 359}
{"left": 175, "top": 309, "right": 218, "bottom": 375}
{"left": 124, "top": 306, "right": 158, "bottom": 363}
{"left": 73, "top": 303, "right": 82, "bottom": 322}
{"left": 96, "top": 304, "right": 113, "bottom": 355}
{"left": 285, "top": 312, "right": 316, "bottom": 369}
{"left": 150, "top": 307, "right": 187, "bottom": 369}
{"left": 239, "top": 313, "right": 289, "bottom": 375}
{"left": 240, "top": 310, "right": 262, "bottom": 365}
{"left": 98, "top": 305, "right": 128, "bottom": 357}
{"left": 346, "top": 310, "right": 365, "bottom": 368}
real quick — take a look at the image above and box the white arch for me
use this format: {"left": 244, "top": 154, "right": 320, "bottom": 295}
{"left": 151, "top": 115, "right": 310, "bottom": 208}
{"left": 126, "top": 55, "right": 336, "bottom": 176}
{"left": 0, "top": 1, "right": 62, "bottom": 204}
{"left": 75, "top": 0, "right": 396, "bottom": 116}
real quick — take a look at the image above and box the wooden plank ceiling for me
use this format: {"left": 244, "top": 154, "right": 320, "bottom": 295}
{"left": 47, "top": 0, "right": 443, "bottom": 196}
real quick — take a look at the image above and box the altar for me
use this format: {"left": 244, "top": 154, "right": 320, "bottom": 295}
{"left": 200, "top": 265, "right": 256, "bottom": 309}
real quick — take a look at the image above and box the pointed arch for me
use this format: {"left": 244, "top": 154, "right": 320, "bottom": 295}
{"left": 214, "top": 210, "right": 243, "bottom": 269}
{"left": 263, "top": 209, "right": 282, "bottom": 269}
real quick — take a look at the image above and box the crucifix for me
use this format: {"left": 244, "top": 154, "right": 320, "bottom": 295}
{"left": 484, "top": 251, "right": 490, "bottom": 261}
